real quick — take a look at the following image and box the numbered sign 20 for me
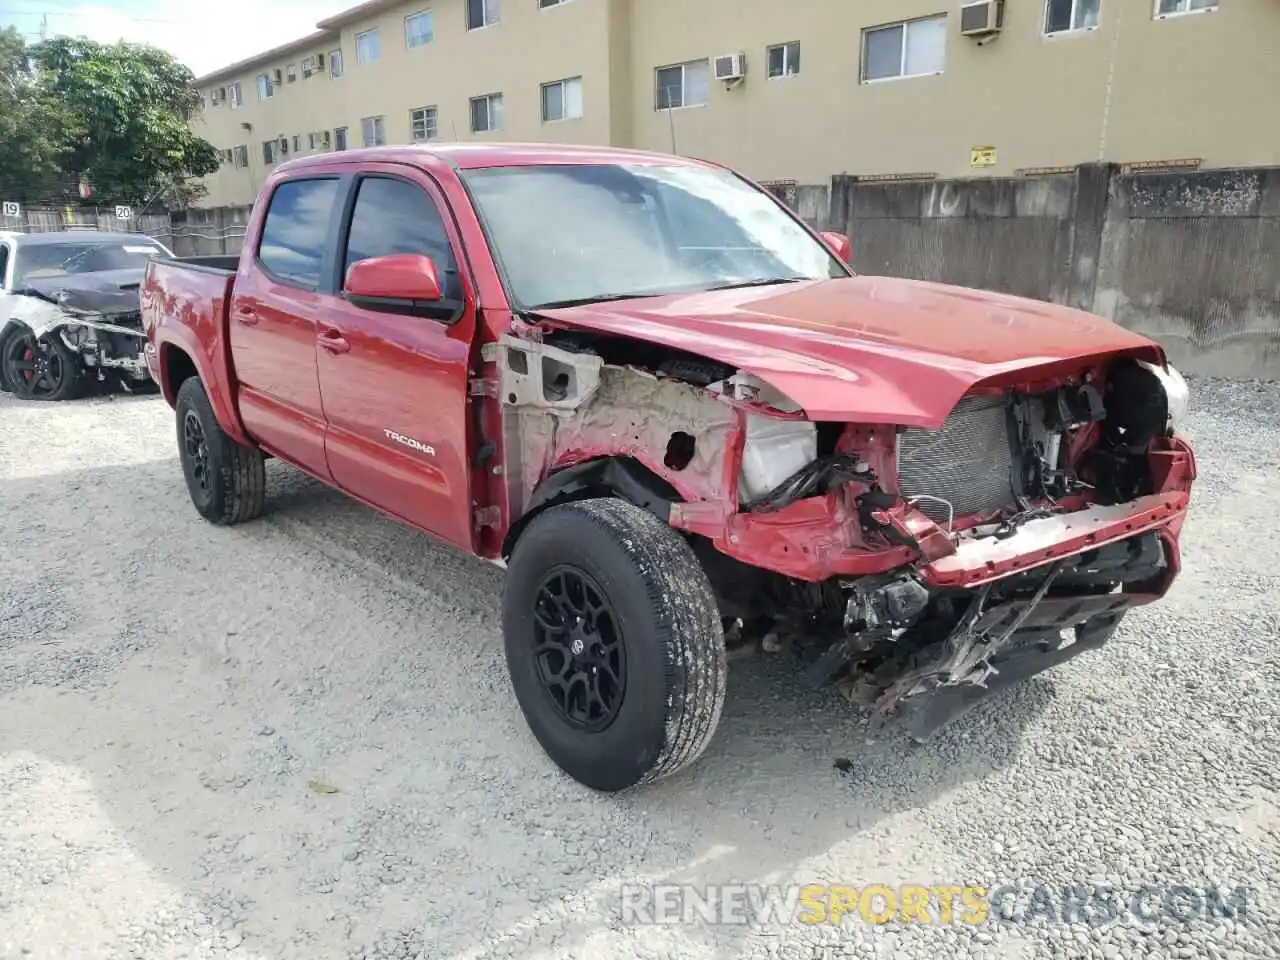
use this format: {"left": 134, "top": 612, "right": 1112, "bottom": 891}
{"left": 114, "top": 205, "right": 133, "bottom": 221}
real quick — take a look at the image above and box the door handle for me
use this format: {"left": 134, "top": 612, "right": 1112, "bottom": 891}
{"left": 317, "top": 329, "right": 350, "bottom": 354}
{"left": 235, "top": 304, "right": 259, "bottom": 325}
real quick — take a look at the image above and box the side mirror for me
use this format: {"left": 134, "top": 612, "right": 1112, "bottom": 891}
{"left": 820, "top": 231, "right": 853, "bottom": 265}
{"left": 345, "top": 253, "right": 442, "bottom": 303}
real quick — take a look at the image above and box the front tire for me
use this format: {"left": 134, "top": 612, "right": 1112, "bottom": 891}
{"left": 1, "top": 327, "right": 84, "bottom": 401}
{"left": 175, "top": 376, "right": 266, "bottom": 525}
{"left": 503, "top": 498, "right": 727, "bottom": 791}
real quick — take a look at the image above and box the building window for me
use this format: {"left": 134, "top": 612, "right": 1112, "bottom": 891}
{"left": 766, "top": 41, "right": 800, "bottom": 79}
{"left": 291, "top": 135, "right": 302, "bottom": 153}
{"left": 470, "top": 93, "right": 503, "bottom": 132}
{"left": 1045, "top": 0, "right": 1101, "bottom": 34}
{"left": 262, "top": 140, "right": 280, "bottom": 165}
{"left": 233, "top": 145, "right": 249, "bottom": 167}
{"left": 356, "top": 29, "right": 381, "bottom": 64}
{"left": 334, "top": 127, "right": 349, "bottom": 151}
{"left": 406, "top": 11, "right": 435, "bottom": 48}
{"left": 655, "top": 59, "right": 709, "bottom": 110}
{"left": 286, "top": 63, "right": 297, "bottom": 83}
{"left": 211, "top": 86, "right": 226, "bottom": 105}
{"left": 1155, "top": 0, "right": 1216, "bottom": 15}
{"left": 411, "top": 106, "right": 438, "bottom": 141}
{"left": 541, "top": 77, "right": 583, "bottom": 122}
{"left": 329, "top": 49, "right": 345, "bottom": 77}
{"left": 256, "top": 73, "right": 274, "bottom": 100}
{"left": 467, "top": 0, "right": 499, "bottom": 30}
{"left": 862, "top": 16, "right": 947, "bottom": 82}
{"left": 229, "top": 82, "right": 243, "bottom": 108}
{"left": 361, "top": 116, "right": 386, "bottom": 147}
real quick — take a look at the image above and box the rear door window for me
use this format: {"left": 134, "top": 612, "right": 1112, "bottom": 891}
{"left": 257, "top": 178, "right": 340, "bottom": 289}
{"left": 342, "top": 177, "right": 462, "bottom": 300}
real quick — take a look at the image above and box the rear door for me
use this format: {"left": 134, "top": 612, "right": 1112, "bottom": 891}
{"left": 314, "top": 166, "right": 476, "bottom": 550}
{"left": 229, "top": 175, "right": 344, "bottom": 479}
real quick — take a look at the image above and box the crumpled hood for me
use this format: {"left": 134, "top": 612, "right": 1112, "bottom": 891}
{"left": 19, "top": 269, "right": 146, "bottom": 316}
{"left": 535, "top": 276, "right": 1166, "bottom": 428}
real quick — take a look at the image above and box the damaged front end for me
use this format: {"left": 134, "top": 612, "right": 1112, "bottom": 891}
{"left": 491, "top": 325, "right": 1195, "bottom": 743}
{"left": 1, "top": 282, "right": 150, "bottom": 396}
{"left": 688, "top": 359, "right": 1193, "bottom": 741}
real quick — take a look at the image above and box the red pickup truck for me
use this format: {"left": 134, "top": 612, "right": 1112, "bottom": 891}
{"left": 142, "top": 144, "right": 1195, "bottom": 792}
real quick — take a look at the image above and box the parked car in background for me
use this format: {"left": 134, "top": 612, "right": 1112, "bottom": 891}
{"left": 0, "top": 230, "right": 174, "bottom": 400}
{"left": 142, "top": 143, "right": 1196, "bottom": 792}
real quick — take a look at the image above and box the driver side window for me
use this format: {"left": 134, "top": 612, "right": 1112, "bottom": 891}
{"left": 343, "top": 177, "right": 462, "bottom": 301}
{"left": 0, "top": 245, "right": 9, "bottom": 289}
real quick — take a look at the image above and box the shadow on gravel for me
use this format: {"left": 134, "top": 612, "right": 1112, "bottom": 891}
{"left": 0, "top": 456, "right": 1050, "bottom": 960}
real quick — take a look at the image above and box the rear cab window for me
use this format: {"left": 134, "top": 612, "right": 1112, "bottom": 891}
{"left": 342, "top": 177, "right": 463, "bottom": 301}
{"left": 257, "top": 178, "right": 341, "bottom": 289}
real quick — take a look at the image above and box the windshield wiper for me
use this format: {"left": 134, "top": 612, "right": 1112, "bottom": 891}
{"left": 700, "top": 277, "right": 808, "bottom": 292}
{"left": 528, "top": 292, "right": 668, "bottom": 310}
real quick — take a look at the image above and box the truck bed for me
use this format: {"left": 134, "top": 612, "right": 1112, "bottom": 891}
{"left": 141, "top": 256, "right": 242, "bottom": 434}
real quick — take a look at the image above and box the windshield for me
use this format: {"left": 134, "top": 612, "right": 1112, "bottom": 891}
{"left": 461, "top": 163, "right": 848, "bottom": 309}
{"left": 15, "top": 240, "right": 170, "bottom": 285}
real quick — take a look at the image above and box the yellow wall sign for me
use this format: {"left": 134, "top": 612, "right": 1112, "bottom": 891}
{"left": 970, "top": 146, "right": 997, "bottom": 168}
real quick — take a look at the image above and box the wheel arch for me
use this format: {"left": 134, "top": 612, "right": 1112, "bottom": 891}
{"left": 501, "top": 456, "right": 682, "bottom": 560}
{"left": 159, "top": 341, "right": 198, "bottom": 406}
{"left": 156, "top": 335, "right": 251, "bottom": 445}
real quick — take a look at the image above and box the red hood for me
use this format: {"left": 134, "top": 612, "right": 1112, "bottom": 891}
{"left": 536, "top": 276, "right": 1164, "bottom": 429}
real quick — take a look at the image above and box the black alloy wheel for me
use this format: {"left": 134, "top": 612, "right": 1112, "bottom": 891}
{"left": 2, "top": 330, "right": 82, "bottom": 401}
{"left": 183, "top": 408, "right": 212, "bottom": 496}
{"left": 532, "top": 566, "right": 628, "bottom": 732}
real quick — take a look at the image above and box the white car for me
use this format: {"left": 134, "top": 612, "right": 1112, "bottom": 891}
{"left": 0, "top": 230, "right": 174, "bottom": 400}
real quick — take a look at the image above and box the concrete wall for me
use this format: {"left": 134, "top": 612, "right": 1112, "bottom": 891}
{"left": 1097, "top": 168, "right": 1280, "bottom": 379}
{"left": 829, "top": 165, "right": 1280, "bottom": 379}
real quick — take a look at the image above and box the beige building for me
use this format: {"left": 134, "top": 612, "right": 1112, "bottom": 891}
{"left": 190, "top": 0, "right": 1280, "bottom": 208}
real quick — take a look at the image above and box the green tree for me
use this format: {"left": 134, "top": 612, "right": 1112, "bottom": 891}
{"left": 0, "top": 31, "right": 219, "bottom": 207}
{"left": 0, "top": 26, "right": 71, "bottom": 202}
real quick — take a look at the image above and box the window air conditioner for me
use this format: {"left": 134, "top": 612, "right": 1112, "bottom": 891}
{"left": 960, "top": 0, "right": 1004, "bottom": 37}
{"left": 713, "top": 52, "right": 747, "bottom": 82}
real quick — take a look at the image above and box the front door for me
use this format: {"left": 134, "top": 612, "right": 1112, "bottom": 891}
{"left": 314, "top": 168, "right": 476, "bottom": 550}
{"left": 229, "top": 175, "right": 343, "bottom": 479}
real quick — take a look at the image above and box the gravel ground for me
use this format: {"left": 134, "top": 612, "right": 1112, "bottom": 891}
{"left": 0, "top": 378, "right": 1277, "bottom": 960}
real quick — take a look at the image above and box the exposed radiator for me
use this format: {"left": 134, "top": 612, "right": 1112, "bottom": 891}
{"left": 895, "top": 392, "right": 1016, "bottom": 524}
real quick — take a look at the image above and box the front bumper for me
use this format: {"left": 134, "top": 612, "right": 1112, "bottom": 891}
{"left": 851, "top": 529, "right": 1170, "bottom": 741}
{"left": 867, "top": 593, "right": 1130, "bottom": 742}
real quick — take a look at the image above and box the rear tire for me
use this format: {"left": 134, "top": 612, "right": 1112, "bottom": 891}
{"left": 503, "top": 498, "right": 727, "bottom": 791}
{"left": 175, "top": 376, "right": 266, "bottom": 525}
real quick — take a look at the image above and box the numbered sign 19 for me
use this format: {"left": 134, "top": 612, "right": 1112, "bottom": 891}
{"left": 1, "top": 201, "right": 19, "bottom": 218}
{"left": 114, "top": 205, "right": 133, "bottom": 221}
